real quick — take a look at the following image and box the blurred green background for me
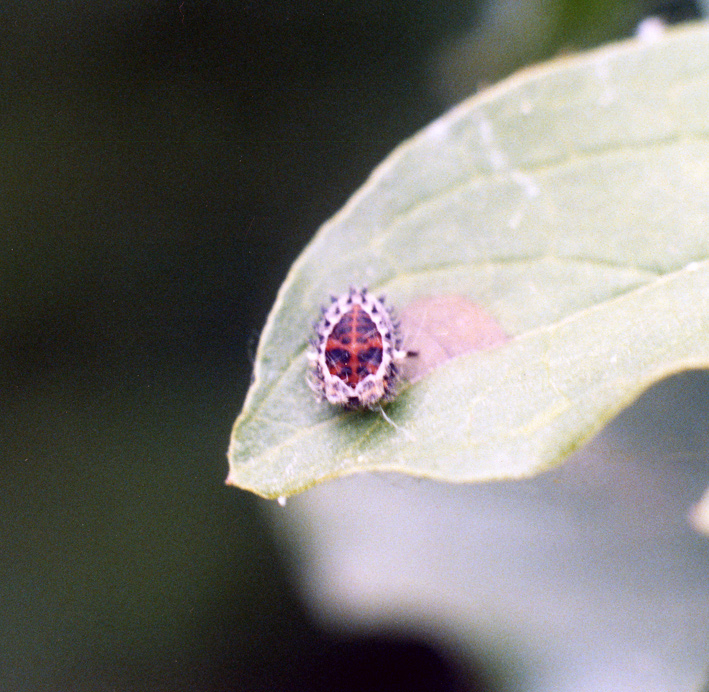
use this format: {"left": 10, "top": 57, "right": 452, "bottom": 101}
{"left": 1, "top": 1, "right": 702, "bottom": 690}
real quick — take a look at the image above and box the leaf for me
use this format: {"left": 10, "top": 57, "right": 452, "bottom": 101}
{"left": 228, "top": 23, "right": 709, "bottom": 499}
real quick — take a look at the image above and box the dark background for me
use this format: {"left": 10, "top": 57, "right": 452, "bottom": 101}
{"left": 1, "top": 1, "right": 702, "bottom": 690}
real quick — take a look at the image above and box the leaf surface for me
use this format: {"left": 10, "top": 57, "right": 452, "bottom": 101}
{"left": 228, "top": 24, "right": 709, "bottom": 498}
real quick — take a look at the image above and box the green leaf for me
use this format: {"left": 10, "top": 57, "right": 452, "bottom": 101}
{"left": 228, "top": 23, "right": 709, "bottom": 499}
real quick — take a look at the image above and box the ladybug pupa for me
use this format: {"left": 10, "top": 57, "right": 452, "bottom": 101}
{"left": 307, "top": 287, "right": 408, "bottom": 409}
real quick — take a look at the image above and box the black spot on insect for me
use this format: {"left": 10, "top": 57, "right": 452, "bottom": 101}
{"left": 325, "top": 348, "right": 351, "bottom": 367}
{"left": 359, "top": 346, "right": 383, "bottom": 366}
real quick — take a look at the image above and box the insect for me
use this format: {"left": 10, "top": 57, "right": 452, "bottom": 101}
{"left": 307, "top": 287, "right": 408, "bottom": 409}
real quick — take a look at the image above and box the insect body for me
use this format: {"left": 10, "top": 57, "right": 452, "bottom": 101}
{"left": 308, "top": 287, "right": 407, "bottom": 409}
